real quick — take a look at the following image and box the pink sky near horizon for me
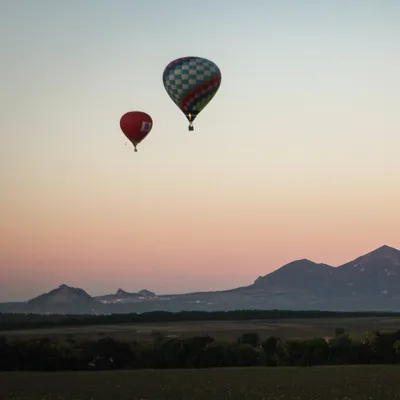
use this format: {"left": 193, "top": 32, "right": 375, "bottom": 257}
{"left": 2, "top": 166, "right": 399, "bottom": 300}
{"left": 1, "top": 1, "right": 400, "bottom": 301}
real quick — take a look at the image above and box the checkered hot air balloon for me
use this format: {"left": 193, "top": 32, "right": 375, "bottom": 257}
{"left": 162, "top": 56, "right": 222, "bottom": 131}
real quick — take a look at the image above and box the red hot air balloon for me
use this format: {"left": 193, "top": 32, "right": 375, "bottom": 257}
{"left": 120, "top": 111, "right": 153, "bottom": 152}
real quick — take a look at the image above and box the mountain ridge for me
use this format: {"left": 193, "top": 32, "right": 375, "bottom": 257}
{"left": 2, "top": 244, "right": 400, "bottom": 314}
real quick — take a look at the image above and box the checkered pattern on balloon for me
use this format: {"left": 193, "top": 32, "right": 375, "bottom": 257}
{"left": 163, "top": 57, "right": 222, "bottom": 130}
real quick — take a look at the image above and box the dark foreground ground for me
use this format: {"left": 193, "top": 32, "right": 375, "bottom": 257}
{"left": 1, "top": 365, "right": 400, "bottom": 400}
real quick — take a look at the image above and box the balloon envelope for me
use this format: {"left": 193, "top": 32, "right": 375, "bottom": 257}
{"left": 162, "top": 56, "right": 221, "bottom": 129}
{"left": 120, "top": 111, "right": 153, "bottom": 151}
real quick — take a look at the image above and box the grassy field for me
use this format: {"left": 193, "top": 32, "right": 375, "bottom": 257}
{"left": 1, "top": 365, "right": 400, "bottom": 399}
{"left": 3, "top": 316, "right": 400, "bottom": 343}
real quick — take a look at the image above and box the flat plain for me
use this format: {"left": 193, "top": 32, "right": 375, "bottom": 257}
{"left": 3, "top": 316, "right": 400, "bottom": 342}
{"left": 1, "top": 365, "right": 400, "bottom": 399}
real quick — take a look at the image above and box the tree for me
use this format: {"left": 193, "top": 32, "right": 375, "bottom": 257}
{"left": 237, "top": 332, "right": 260, "bottom": 348}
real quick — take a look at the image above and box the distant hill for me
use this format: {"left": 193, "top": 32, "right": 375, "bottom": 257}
{"left": 2, "top": 245, "right": 400, "bottom": 314}
{"left": 335, "top": 245, "right": 400, "bottom": 297}
{"left": 233, "top": 245, "right": 400, "bottom": 310}
{"left": 22, "top": 284, "right": 104, "bottom": 314}
{"left": 249, "top": 259, "right": 337, "bottom": 296}
{"left": 95, "top": 289, "right": 156, "bottom": 303}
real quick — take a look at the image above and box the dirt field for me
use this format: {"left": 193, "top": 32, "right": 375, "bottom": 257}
{"left": 1, "top": 365, "right": 400, "bottom": 399}
{"left": 3, "top": 316, "right": 400, "bottom": 342}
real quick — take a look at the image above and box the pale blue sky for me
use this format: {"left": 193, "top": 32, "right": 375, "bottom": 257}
{"left": 1, "top": 0, "right": 400, "bottom": 301}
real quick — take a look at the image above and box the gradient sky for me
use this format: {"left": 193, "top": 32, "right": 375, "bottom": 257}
{"left": 1, "top": 0, "right": 400, "bottom": 301}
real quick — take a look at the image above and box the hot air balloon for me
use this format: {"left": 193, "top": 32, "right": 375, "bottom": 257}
{"left": 162, "top": 56, "right": 222, "bottom": 131}
{"left": 120, "top": 111, "right": 153, "bottom": 152}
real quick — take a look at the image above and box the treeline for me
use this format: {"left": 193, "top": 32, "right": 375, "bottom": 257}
{"left": 1, "top": 310, "right": 400, "bottom": 331}
{"left": 2, "top": 328, "right": 400, "bottom": 371}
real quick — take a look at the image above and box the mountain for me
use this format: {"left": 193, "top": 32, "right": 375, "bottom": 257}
{"left": 335, "top": 245, "right": 400, "bottom": 298}
{"left": 250, "top": 259, "right": 336, "bottom": 296}
{"left": 95, "top": 289, "right": 156, "bottom": 303}
{"left": 235, "top": 245, "right": 400, "bottom": 310}
{"left": 2, "top": 245, "right": 400, "bottom": 314}
{"left": 22, "top": 284, "right": 104, "bottom": 314}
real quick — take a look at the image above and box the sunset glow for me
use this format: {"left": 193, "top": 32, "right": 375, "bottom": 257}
{"left": 1, "top": 0, "right": 400, "bottom": 301}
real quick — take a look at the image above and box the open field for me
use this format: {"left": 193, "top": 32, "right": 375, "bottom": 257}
{"left": 3, "top": 316, "right": 400, "bottom": 342}
{"left": 1, "top": 365, "right": 400, "bottom": 399}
